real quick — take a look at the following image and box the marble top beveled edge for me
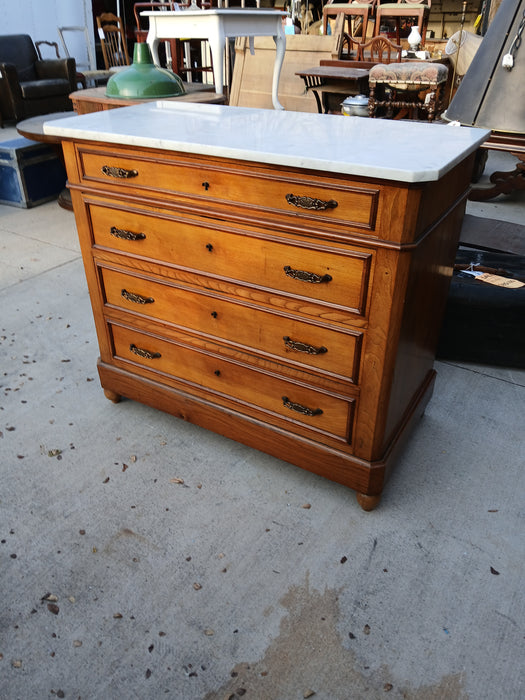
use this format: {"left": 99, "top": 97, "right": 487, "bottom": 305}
{"left": 43, "top": 102, "right": 490, "bottom": 183}
{"left": 141, "top": 9, "right": 288, "bottom": 16}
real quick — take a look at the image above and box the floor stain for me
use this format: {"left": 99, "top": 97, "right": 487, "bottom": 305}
{"left": 100, "top": 527, "right": 160, "bottom": 557}
{"left": 205, "top": 577, "right": 467, "bottom": 700}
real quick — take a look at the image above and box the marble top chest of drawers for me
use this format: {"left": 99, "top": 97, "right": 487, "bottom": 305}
{"left": 47, "top": 103, "right": 488, "bottom": 510}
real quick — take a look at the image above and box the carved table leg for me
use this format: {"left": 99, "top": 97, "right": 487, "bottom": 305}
{"left": 469, "top": 154, "right": 525, "bottom": 201}
{"left": 103, "top": 388, "right": 121, "bottom": 403}
{"left": 356, "top": 492, "right": 382, "bottom": 511}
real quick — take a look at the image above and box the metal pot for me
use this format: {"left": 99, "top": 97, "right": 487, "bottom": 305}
{"left": 341, "top": 94, "right": 369, "bottom": 117}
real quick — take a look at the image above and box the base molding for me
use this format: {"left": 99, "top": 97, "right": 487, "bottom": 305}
{"left": 97, "top": 362, "right": 435, "bottom": 511}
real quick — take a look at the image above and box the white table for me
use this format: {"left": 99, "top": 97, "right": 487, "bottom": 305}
{"left": 143, "top": 9, "right": 287, "bottom": 110}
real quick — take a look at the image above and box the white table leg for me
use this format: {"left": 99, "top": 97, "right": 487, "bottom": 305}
{"left": 272, "top": 28, "right": 286, "bottom": 110}
{"left": 146, "top": 23, "right": 161, "bottom": 66}
{"left": 207, "top": 31, "right": 226, "bottom": 96}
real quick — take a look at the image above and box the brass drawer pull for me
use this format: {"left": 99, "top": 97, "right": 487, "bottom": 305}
{"left": 283, "top": 336, "right": 327, "bottom": 355}
{"left": 121, "top": 289, "right": 154, "bottom": 305}
{"left": 110, "top": 226, "right": 146, "bottom": 241}
{"left": 285, "top": 193, "right": 338, "bottom": 211}
{"left": 282, "top": 396, "right": 323, "bottom": 417}
{"left": 129, "top": 343, "right": 161, "bottom": 360}
{"left": 283, "top": 266, "right": 332, "bottom": 284}
{"left": 101, "top": 165, "right": 138, "bottom": 179}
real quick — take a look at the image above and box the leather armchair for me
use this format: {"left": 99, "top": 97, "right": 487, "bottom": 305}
{"left": 0, "top": 34, "right": 77, "bottom": 123}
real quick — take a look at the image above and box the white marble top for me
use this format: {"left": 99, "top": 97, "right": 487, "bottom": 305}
{"left": 44, "top": 102, "right": 489, "bottom": 183}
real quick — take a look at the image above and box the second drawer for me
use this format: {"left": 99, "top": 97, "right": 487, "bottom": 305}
{"left": 88, "top": 201, "right": 373, "bottom": 318}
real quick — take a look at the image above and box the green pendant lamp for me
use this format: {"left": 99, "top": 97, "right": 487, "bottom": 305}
{"left": 105, "top": 42, "right": 186, "bottom": 99}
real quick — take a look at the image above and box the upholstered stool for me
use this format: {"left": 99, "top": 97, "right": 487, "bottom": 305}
{"left": 368, "top": 61, "right": 448, "bottom": 121}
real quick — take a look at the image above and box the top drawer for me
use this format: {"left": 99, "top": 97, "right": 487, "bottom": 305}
{"left": 75, "top": 145, "right": 380, "bottom": 232}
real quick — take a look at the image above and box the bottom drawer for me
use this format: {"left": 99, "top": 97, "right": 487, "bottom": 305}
{"left": 109, "top": 323, "right": 355, "bottom": 444}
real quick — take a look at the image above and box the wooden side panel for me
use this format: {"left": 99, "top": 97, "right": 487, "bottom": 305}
{"left": 413, "top": 154, "right": 476, "bottom": 244}
{"left": 381, "top": 198, "right": 467, "bottom": 452}
{"left": 345, "top": 195, "right": 469, "bottom": 463}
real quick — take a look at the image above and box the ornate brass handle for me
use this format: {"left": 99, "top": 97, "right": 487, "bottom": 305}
{"left": 110, "top": 226, "right": 146, "bottom": 241}
{"left": 101, "top": 165, "right": 138, "bottom": 179}
{"left": 283, "top": 266, "right": 332, "bottom": 284}
{"left": 283, "top": 336, "right": 327, "bottom": 355}
{"left": 121, "top": 289, "right": 154, "bottom": 305}
{"left": 285, "top": 193, "right": 338, "bottom": 211}
{"left": 129, "top": 343, "right": 161, "bottom": 360}
{"left": 282, "top": 396, "right": 323, "bottom": 417}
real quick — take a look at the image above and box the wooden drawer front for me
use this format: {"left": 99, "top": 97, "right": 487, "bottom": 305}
{"left": 110, "top": 324, "right": 354, "bottom": 443}
{"left": 89, "top": 204, "right": 372, "bottom": 316}
{"left": 101, "top": 267, "right": 362, "bottom": 384}
{"left": 78, "top": 149, "right": 378, "bottom": 230}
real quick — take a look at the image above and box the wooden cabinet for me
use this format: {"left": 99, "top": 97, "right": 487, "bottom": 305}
{"left": 57, "top": 109, "right": 482, "bottom": 510}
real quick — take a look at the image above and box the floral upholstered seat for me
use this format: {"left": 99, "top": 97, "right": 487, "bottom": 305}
{"left": 368, "top": 61, "right": 448, "bottom": 121}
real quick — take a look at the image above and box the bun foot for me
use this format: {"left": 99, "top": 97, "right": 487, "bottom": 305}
{"left": 103, "top": 388, "right": 121, "bottom": 403}
{"left": 356, "top": 492, "right": 382, "bottom": 511}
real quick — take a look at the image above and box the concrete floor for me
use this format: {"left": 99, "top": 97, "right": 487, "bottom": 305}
{"left": 0, "top": 123, "right": 524, "bottom": 700}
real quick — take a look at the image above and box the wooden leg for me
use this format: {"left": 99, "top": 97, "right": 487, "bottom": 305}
{"left": 103, "top": 388, "right": 121, "bottom": 403}
{"left": 368, "top": 86, "right": 376, "bottom": 118}
{"left": 356, "top": 492, "right": 382, "bottom": 511}
{"left": 468, "top": 155, "right": 525, "bottom": 201}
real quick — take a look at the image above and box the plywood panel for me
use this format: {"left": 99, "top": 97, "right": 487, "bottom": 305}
{"left": 230, "top": 33, "right": 342, "bottom": 112}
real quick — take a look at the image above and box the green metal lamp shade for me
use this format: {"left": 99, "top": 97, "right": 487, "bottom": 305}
{"left": 105, "top": 43, "right": 186, "bottom": 99}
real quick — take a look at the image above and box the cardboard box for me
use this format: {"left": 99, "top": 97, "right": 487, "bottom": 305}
{"left": 0, "top": 137, "right": 66, "bottom": 208}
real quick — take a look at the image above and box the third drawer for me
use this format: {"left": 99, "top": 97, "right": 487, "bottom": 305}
{"left": 100, "top": 265, "right": 363, "bottom": 386}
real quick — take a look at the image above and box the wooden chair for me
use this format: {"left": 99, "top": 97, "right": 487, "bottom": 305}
{"left": 356, "top": 35, "right": 402, "bottom": 62}
{"left": 375, "top": 0, "right": 431, "bottom": 46}
{"left": 57, "top": 26, "right": 112, "bottom": 87}
{"left": 340, "top": 32, "right": 366, "bottom": 60}
{"left": 96, "top": 13, "right": 130, "bottom": 71}
{"left": 134, "top": 3, "right": 178, "bottom": 71}
{"left": 323, "top": 0, "right": 378, "bottom": 42}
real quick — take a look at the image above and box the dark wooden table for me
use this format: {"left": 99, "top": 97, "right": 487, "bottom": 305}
{"left": 469, "top": 131, "right": 525, "bottom": 201}
{"left": 69, "top": 85, "right": 226, "bottom": 115}
{"left": 296, "top": 66, "right": 370, "bottom": 114}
